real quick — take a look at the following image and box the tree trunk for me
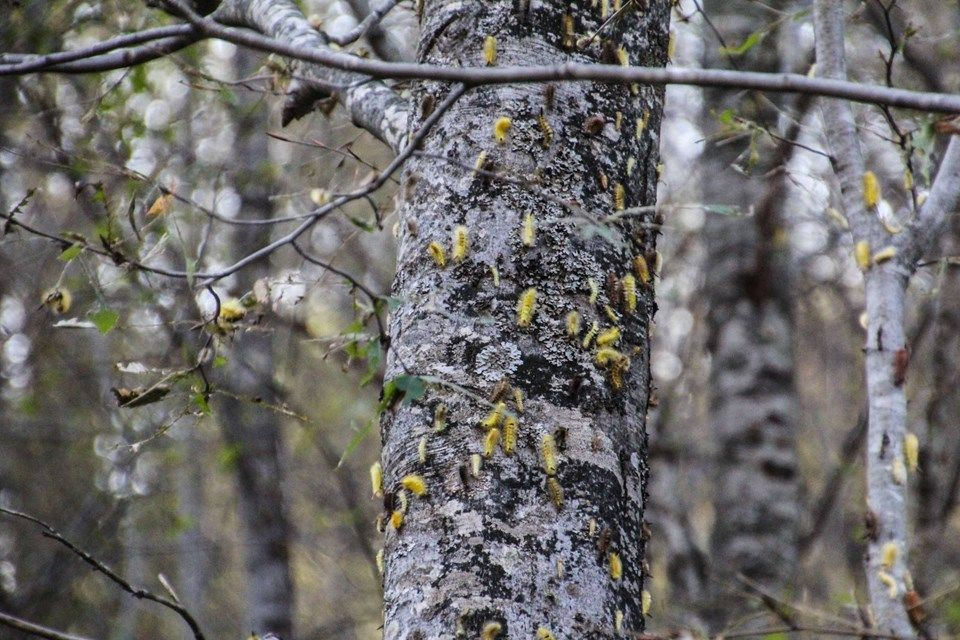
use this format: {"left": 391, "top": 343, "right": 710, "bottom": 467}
{"left": 176, "top": 428, "right": 210, "bottom": 638}
{"left": 379, "top": 2, "right": 670, "bottom": 638}
{"left": 699, "top": 0, "right": 801, "bottom": 627}
{"left": 215, "top": 58, "right": 295, "bottom": 638}
{"left": 218, "top": 344, "right": 295, "bottom": 639}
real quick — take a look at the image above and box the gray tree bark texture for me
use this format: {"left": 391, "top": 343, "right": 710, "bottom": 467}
{"left": 699, "top": 2, "right": 800, "bottom": 628}
{"left": 920, "top": 231, "right": 960, "bottom": 531}
{"left": 378, "top": 2, "right": 670, "bottom": 638}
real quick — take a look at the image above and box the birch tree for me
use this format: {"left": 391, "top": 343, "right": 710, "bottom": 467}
{"left": 699, "top": 1, "right": 802, "bottom": 627}
{"left": 814, "top": 0, "right": 960, "bottom": 634}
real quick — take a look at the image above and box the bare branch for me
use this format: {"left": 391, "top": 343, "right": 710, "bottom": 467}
{"left": 291, "top": 241, "right": 390, "bottom": 347}
{"left": 206, "top": 0, "right": 411, "bottom": 149}
{"left": 0, "top": 507, "right": 206, "bottom": 640}
{"left": 4, "top": 16, "right": 960, "bottom": 113}
{"left": 0, "top": 611, "right": 98, "bottom": 640}
{"left": 0, "top": 25, "right": 197, "bottom": 73}
{"left": 905, "top": 138, "right": 960, "bottom": 263}
{"left": 194, "top": 82, "right": 466, "bottom": 286}
{"left": 336, "top": 0, "right": 405, "bottom": 62}
{"left": 0, "top": 32, "right": 200, "bottom": 74}
{"left": 152, "top": 12, "right": 960, "bottom": 113}
{"left": 1, "top": 83, "right": 464, "bottom": 287}
{"left": 863, "top": 0, "right": 946, "bottom": 93}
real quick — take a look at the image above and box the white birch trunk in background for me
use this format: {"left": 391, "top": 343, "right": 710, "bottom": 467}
{"left": 379, "top": 1, "right": 670, "bottom": 638}
{"left": 699, "top": 1, "right": 801, "bottom": 628}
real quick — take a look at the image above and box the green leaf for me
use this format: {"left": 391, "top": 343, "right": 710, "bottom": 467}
{"left": 218, "top": 86, "right": 238, "bottom": 106}
{"left": 359, "top": 342, "right": 382, "bottom": 387}
{"left": 213, "top": 355, "right": 228, "bottom": 368}
{"left": 381, "top": 377, "right": 399, "bottom": 407}
{"left": 90, "top": 308, "right": 119, "bottom": 334}
{"left": 717, "top": 108, "right": 737, "bottom": 126}
{"left": 193, "top": 391, "right": 211, "bottom": 415}
{"left": 392, "top": 374, "right": 426, "bottom": 405}
{"left": 338, "top": 373, "right": 427, "bottom": 468}
{"left": 346, "top": 215, "right": 376, "bottom": 232}
{"left": 185, "top": 258, "right": 197, "bottom": 289}
{"left": 944, "top": 596, "right": 960, "bottom": 628}
{"left": 5, "top": 188, "right": 36, "bottom": 221}
{"left": 720, "top": 29, "right": 764, "bottom": 56}
{"left": 58, "top": 243, "right": 84, "bottom": 262}
{"left": 130, "top": 65, "right": 149, "bottom": 93}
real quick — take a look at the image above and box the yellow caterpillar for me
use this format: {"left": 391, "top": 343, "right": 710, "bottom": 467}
{"left": 517, "top": 288, "right": 537, "bottom": 328}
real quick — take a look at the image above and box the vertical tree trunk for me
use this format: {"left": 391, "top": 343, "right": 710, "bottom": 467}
{"left": 176, "top": 428, "right": 209, "bottom": 637}
{"left": 379, "top": 2, "right": 669, "bottom": 638}
{"left": 215, "top": 60, "right": 295, "bottom": 638}
{"left": 116, "top": 510, "right": 147, "bottom": 640}
{"left": 218, "top": 350, "right": 295, "bottom": 639}
{"left": 699, "top": 1, "right": 801, "bottom": 627}
{"left": 919, "top": 222, "right": 960, "bottom": 531}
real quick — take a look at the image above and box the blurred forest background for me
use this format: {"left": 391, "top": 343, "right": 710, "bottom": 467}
{"left": 1, "top": 0, "right": 960, "bottom": 638}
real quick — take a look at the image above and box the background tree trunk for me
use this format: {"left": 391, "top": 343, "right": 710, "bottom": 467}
{"left": 379, "top": 2, "right": 670, "bottom": 638}
{"left": 699, "top": 1, "right": 802, "bottom": 628}
{"left": 215, "top": 54, "right": 295, "bottom": 638}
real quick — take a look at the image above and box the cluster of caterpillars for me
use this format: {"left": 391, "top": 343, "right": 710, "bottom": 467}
{"left": 565, "top": 249, "right": 659, "bottom": 391}
{"left": 422, "top": 184, "right": 658, "bottom": 393}
{"left": 851, "top": 170, "right": 902, "bottom": 272}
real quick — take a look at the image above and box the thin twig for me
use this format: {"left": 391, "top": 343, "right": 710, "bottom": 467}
{"left": 0, "top": 507, "right": 206, "bottom": 640}
{"left": 291, "top": 241, "right": 389, "bottom": 347}
{"left": 3, "top": 16, "right": 960, "bottom": 112}
{"left": 2, "top": 82, "right": 466, "bottom": 286}
{"left": 328, "top": 0, "right": 400, "bottom": 47}
{"left": 0, "top": 611, "right": 98, "bottom": 640}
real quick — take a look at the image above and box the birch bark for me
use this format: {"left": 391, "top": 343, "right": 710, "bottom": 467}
{"left": 814, "top": 1, "right": 960, "bottom": 634}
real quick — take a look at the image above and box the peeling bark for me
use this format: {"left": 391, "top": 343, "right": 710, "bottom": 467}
{"left": 378, "top": 2, "right": 669, "bottom": 638}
